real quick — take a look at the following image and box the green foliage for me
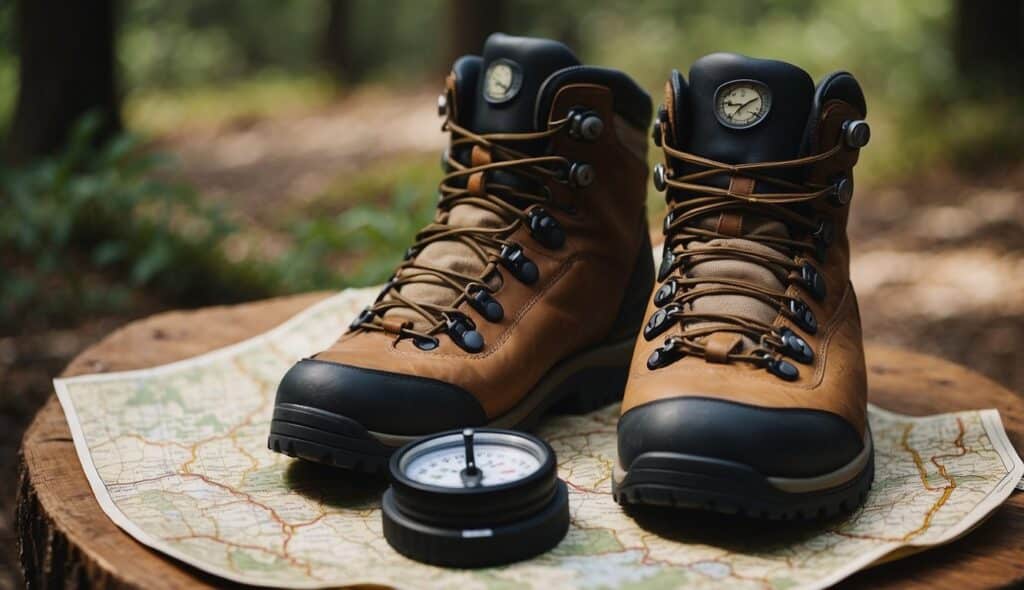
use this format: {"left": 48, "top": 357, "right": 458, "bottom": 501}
{"left": 120, "top": 0, "right": 325, "bottom": 89}
{"left": 282, "top": 176, "right": 439, "bottom": 290}
{"left": 0, "top": 114, "right": 276, "bottom": 327}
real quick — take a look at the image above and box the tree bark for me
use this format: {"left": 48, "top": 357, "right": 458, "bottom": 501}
{"left": 322, "top": 0, "right": 360, "bottom": 84}
{"left": 446, "top": 0, "right": 507, "bottom": 68}
{"left": 953, "top": 0, "right": 1024, "bottom": 88}
{"left": 7, "top": 0, "right": 122, "bottom": 162}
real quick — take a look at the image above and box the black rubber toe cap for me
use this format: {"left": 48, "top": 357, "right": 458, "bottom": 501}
{"left": 274, "top": 359, "right": 487, "bottom": 436}
{"left": 617, "top": 397, "right": 864, "bottom": 478}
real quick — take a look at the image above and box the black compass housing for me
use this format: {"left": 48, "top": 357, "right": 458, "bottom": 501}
{"left": 381, "top": 429, "right": 569, "bottom": 568}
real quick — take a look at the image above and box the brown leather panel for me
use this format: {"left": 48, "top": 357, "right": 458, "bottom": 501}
{"left": 663, "top": 80, "right": 677, "bottom": 137}
{"left": 317, "top": 83, "right": 651, "bottom": 419}
{"left": 808, "top": 99, "right": 861, "bottom": 185}
{"left": 623, "top": 281, "right": 867, "bottom": 435}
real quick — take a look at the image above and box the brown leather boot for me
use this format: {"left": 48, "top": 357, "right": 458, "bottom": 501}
{"left": 614, "top": 53, "right": 872, "bottom": 518}
{"left": 269, "top": 34, "right": 654, "bottom": 473}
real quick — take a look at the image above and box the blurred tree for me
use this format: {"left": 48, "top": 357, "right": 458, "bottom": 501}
{"left": 954, "top": 0, "right": 1024, "bottom": 89}
{"left": 447, "top": 0, "right": 507, "bottom": 67}
{"left": 323, "top": 0, "right": 362, "bottom": 84}
{"left": 7, "top": 0, "right": 121, "bottom": 161}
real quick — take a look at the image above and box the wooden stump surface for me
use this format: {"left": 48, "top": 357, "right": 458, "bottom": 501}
{"left": 16, "top": 292, "right": 1024, "bottom": 589}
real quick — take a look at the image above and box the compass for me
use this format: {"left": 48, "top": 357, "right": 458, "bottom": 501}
{"left": 381, "top": 428, "right": 569, "bottom": 568}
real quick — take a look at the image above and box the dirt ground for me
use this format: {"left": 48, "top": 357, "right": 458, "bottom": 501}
{"left": 2, "top": 91, "right": 1022, "bottom": 587}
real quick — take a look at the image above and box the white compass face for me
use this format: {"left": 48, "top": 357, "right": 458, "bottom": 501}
{"left": 405, "top": 443, "right": 541, "bottom": 488}
{"left": 714, "top": 80, "right": 772, "bottom": 129}
{"left": 483, "top": 59, "right": 523, "bottom": 104}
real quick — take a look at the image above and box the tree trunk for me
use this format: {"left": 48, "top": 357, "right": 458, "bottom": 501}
{"left": 322, "top": 0, "right": 360, "bottom": 84}
{"left": 953, "top": 0, "right": 1024, "bottom": 88}
{"left": 7, "top": 0, "right": 122, "bottom": 162}
{"left": 446, "top": 0, "right": 507, "bottom": 68}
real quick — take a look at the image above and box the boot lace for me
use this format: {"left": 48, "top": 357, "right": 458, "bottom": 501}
{"left": 648, "top": 129, "right": 845, "bottom": 379}
{"left": 349, "top": 114, "right": 574, "bottom": 350}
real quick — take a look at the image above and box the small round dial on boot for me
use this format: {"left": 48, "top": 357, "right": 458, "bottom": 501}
{"left": 382, "top": 428, "right": 569, "bottom": 568}
{"left": 714, "top": 80, "right": 772, "bottom": 129}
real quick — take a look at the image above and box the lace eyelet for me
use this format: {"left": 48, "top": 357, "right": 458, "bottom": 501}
{"left": 653, "top": 163, "right": 669, "bottom": 192}
{"left": 651, "top": 105, "right": 667, "bottom": 147}
{"left": 568, "top": 162, "right": 595, "bottom": 188}
{"left": 755, "top": 350, "right": 800, "bottom": 381}
{"left": 568, "top": 108, "right": 604, "bottom": 142}
{"left": 440, "top": 147, "right": 452, "bottom": 173}
{"left": 445, "top": 312, "right": 484, "bottom": 353}
{"left": 499, "top": 243, "right": 539, "bottom": 284}
{"left": 829, "top": 176, "right": 854, "bottom": 207}
{"left": 657, "top": 244, "right": 676, "bottom": 281}
{"left": 778, "top": 327, "right": 814, "bottom": 364}
{"left": 654, "top": 278, "right": 678, "bottom": 307}
{"left": 647, "top": 338, "right": 684, "bottom": 370}
{"left": 787, "top": 299, "right": 819, "bottom": 334}
{"left": 349, "top": 307, "right": 373, "bottom": 331}
{"left": 662, "top": 209, "right": 675, "bottom": 233}
{"left": 527, "top": 207, "right": 565, "bottom": 249}
{"left": 842, "top": 120, "right": 871, "bottom": 149}
{"left": 413, "top": 336, "right": 439, "bottom": 351}
{"left": 644, "top": 303, "right": 681, "bottom": 341}
{"left": 466, "top": 287, "right": 504, "bottom": 322}
{"left": 797, "top": 261, "right": 827, "bottom": 301}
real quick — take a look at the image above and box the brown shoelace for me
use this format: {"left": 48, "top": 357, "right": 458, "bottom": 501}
{"left": 351, "top": 115, "right": 573, "bottom": 346}
{"left": 649, "top": 134, "right": 844, "bottom": 373}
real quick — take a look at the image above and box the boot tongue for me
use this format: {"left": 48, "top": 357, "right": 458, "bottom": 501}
{"left": 670, "top": 54, "right": 815, "bottom": 355}
{"left": 383, "top": 35, "right": 579, "bottom": 332}
{"left": 471, "top": 33, "right": 580, "bottom": 134}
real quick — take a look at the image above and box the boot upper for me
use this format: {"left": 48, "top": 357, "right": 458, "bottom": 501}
{"left": 620, "top": 54, "right": 870, "bottom": 474}
{"left": 287, "top": 35, "right": 654, "bottom": 428}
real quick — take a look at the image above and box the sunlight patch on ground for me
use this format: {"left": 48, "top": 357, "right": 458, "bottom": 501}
{"left": 852, "top": 248, "right": 1024, "bottom": 318}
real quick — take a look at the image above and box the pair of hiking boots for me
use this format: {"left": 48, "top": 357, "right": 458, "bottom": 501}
{"left": 269, "top": 34, "right": 873, "bottom": 519}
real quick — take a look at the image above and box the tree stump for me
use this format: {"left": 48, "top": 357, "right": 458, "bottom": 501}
{"left": 16, "top": 293, "right": 1024, "bottom": 589}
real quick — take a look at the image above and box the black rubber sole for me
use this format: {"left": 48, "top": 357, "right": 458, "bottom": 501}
{"left": 268, "top": 347, "right": 629, "bottom": 474}
{"left": 613, "top": 450, "right": 874, "bottom": 521}
{"left": 269, "top": 404, "right": 394, "bottom": 474}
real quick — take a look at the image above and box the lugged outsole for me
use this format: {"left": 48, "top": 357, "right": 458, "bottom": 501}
{"left": 268, "top": 404, "right": 392, "bottom": 475}
{"left": 612, "top": 451, "right": 874, "bottom": 521}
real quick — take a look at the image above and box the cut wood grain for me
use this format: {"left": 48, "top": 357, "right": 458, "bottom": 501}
{"left": 15, "top": 292, "right": 1024, "bottom": 589}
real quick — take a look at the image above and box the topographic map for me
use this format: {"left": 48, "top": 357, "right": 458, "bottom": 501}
{"left": 55, "top": 288, "right": 1024, "bottom": 590}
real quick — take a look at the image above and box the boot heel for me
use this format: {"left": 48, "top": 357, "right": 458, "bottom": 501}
{"left": 550, "top": 365, "right": 628, "bottom": 414}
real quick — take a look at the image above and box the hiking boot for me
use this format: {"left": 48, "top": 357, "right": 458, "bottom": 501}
{"left": 269, "top": 34, "right": 654, "bottom": 473}
{"left": 614, "top": 53, "right": 873, "bottom": 518}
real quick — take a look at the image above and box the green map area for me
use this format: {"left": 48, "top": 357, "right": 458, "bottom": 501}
{"left": 56, "top": 288, "right": 1024, "bottom": 589}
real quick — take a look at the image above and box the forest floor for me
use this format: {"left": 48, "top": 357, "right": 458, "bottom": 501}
{"left": 3, "top": 88, "right": 1023, "bottom": 587}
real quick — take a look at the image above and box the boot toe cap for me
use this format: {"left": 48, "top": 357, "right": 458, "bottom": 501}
{"left": 275, "top": 359, "right": 487, "bottom": 436}
{"left": 617, "top": 396, "right": 864, "bottom": 478}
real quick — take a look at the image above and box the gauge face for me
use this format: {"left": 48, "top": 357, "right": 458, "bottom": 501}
{"left": 714, "top": 80, "right": 771, "bottom": 129}
{"left": 483, "top": 59, "right": 523, "bottom": 104}
{"left": 405, "top": 443, "right": 541, "bottom": 488}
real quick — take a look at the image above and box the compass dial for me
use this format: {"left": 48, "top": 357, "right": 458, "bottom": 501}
{"left": 714, "top": 80, "right": 772, "bottom": 129}
{"left": 483, "top": 59, "right": 523, "bottom": 104}
{"left": 406, "top": 443, "right": 541, "bottom": 488}
{"left": 383, "top": 428, "right": 569, "bottom": 567}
